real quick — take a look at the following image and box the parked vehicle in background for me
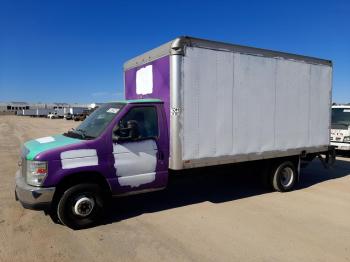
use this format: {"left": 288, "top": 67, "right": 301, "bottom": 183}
{"left": 55, "top": 109, "right": 65, "bottom": 118}
{"left": 73, "top": 111, "right": 89, "bottom": 121}
{"left": 73, "top": 114, "right": 83, "bottom": 121}
{"left": 331, "top": 105, "right": 350, "bottom": 152}
{"left": 47, "top": 112, "right": 59, "bottom": 119}
{"left": 36, "top": 109, "right": 51, "bottom": 117}
{"left": 22, "top": 109, "right": 37, "bottom": 117}
{"left": 64, "top": 107, "right": 87, "bottom": 117}
{"left": 15, "top": 36, "right": 335, "bottom": 229}
{"left": 64, "top": 113, "right": 73, "bottom": 120}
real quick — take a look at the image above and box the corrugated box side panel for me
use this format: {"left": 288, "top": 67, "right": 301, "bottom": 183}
{"left": 36, "top": 109, "right": 51, "bottom": 116}
{"left": 23, "top": 109, "right": 37, "bottom": 116}
{"left": 181, "top": 47, "right": 331, "bottom": 162}
{"left": 309, "top": 64, "right": 332, "bottom": 146}
{"left": 274, "top": 59, "right": 310, "bottom": 149}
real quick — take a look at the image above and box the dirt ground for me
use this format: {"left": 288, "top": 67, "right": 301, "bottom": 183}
{"left": 0, "top": 115, "right": 349, "bottom": 262}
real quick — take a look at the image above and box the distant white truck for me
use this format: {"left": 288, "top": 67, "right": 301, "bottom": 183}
{"left": 22, "top": 109, "right": 37, "bottom": 116}
{"left": 47, "top": 112, "right": 59, "bottom": 119}
{"left": 63, "top": 107, "right": 86, "bottom": 119}
{"left": 331, "top": 105, "right": 350, "bottom": 152}
{"left": 36, "top": 108, "right": 51, "bottom": 117}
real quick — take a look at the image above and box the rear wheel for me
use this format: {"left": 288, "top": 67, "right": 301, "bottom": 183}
{"left": 271, "top": 160, "right": 298, "bottom": 192}
{"left": 56, "top": 183, "right": 105, "bottom": 229}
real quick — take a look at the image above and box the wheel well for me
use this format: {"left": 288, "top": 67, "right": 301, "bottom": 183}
{"left": 53, "top": 172, "right": 112, "bottom": 202}
{"left": 261, "top": 156, "right": 300, "bottom": 178}
{"left": 271, "top": 156, "right": 299, "bottom": 167}
{"left": 261, "top": 155, "right": 299, "bottom": 169}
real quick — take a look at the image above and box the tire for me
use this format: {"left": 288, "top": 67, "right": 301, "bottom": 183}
{"left": 56, "top": 183, "right": 105, "bottom": 229}
{"left": 271, "top": 161, "right": 297, "bottom": 192}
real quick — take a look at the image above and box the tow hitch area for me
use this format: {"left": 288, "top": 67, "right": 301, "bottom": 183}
{"left": 317, "top": 146, "right": 336, "bottom": 169}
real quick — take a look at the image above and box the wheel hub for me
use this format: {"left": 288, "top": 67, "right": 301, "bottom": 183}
{"left": 72, "top": 196, "right": 95, "bottom": 217}
{"left": 280, "top": 167, "right": 294, "bottom": 187}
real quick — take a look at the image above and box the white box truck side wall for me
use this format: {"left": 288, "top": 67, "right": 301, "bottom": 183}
{"left": 180, "top": 47, "right": 332, "bottom": 165}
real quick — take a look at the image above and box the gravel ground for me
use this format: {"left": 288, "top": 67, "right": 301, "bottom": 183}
{"left": 0, "top": 115, "right": 350, "bottom": 262}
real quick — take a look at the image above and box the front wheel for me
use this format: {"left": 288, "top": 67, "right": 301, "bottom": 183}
{"left": 271, "top": 161, "right": 298, "bottom": 192}
{"left": 56, "top": 183, "right": 105, "bottom": 229}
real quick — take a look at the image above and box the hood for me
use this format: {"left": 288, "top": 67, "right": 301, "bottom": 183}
{"left": 23, "top": 134, "right": 83, "bottom": 160}
{"left": 331, "top": 123, "right": 350, "bottom": 130}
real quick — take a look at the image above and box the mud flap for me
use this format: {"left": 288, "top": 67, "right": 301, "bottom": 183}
{"left": 297, "top": 156, "right": 301, "bottom": 182}
{"left": 317, "top": 146, "right": 336, "bottom": 169}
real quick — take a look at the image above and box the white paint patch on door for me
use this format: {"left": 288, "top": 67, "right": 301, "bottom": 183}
{"left": 118, "top": 173, "right": 156, "bottom": 188}
{"left": 36, "top": 136, "right": 55, "bottom": 143}
{"left": 136, "top": 65, "right": 153, "bottom": 95}
{"left": 61, "top": 149, "right": 97, "bottom": 159}
{"left": 60, "top": 149, "right": 98, "bottom": 169}
{"left": 113, "top": 140, "right": 157, "bottom": 187}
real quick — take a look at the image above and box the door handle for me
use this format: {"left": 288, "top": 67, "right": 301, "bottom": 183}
{"left": 157, "top": 151, "right": 164, "bottom": 160}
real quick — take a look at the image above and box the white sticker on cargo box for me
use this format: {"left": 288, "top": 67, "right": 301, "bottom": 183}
{"left": 136, "top": 65, "right": 153, "bottom": 95}
{"left": 107, "top": 108, "right": 119, "bottom": 114}
{"left": 343, "top": 109, "right": 350, "bottom": 113}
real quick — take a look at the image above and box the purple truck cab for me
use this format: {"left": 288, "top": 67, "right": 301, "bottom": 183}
{"left": 15, "top": 49, "right": 172, "bottom": 229}
{"left": 15, "top": 99, "right": 170, "bottom": 229}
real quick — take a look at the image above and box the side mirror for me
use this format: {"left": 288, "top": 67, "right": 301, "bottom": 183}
{"left": 112, "top": 120, "right": 139, "bottom": 142}
{"left": 127, "top": 120, "right": 139, "bottom": 140}
{"left": 112, "top": 125, "right": 120, "bottom": 142}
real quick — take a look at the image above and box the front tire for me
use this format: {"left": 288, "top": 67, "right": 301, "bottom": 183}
{"left": 271, "top": 161, "right": 298, "bottom": 192}
{"left": 56, "top": 183, "right": 105, "bottom": 229}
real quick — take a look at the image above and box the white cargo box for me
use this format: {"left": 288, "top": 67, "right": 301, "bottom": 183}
{"left": 124, "top": 37, "right": 332, "bottom": 170}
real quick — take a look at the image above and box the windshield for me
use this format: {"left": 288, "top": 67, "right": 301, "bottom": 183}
{"left": 64, "top": 103, "right": 124, "bottom": 139}
{"left": 331, "top": 108, "right": 350, "bottom": 127}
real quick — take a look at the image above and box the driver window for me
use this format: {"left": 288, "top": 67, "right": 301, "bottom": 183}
{"left": 119, "top": 106, "right": 158, "bottom": 139}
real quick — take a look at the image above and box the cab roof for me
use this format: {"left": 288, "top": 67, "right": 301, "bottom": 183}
{"left": 111, "top": 99, "right": 163, "bottom": 104}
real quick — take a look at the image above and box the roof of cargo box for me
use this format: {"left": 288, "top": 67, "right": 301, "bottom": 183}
{"left": 124, "top": 36, "right": 332, "bottom": 70}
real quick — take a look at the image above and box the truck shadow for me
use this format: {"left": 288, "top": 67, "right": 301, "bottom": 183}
{"left": 297, "top": 158, "right": 350, "bottom": 189}
{"left": 102, "top": 159, "right": 350, "bottom": 226}
{"left": 335, "top": 151, "right": 350, "bottom": 158}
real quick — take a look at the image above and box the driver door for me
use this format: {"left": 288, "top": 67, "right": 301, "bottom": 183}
{"left": 112, "top": 105, "right": 166, "bottom": 190}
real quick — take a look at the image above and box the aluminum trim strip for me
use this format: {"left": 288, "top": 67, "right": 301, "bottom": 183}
{"left": 178, "top": 146, "right": 329, "bottom": 169}
{"left": 124, "top": 36, "right": 332, "bottom": 71}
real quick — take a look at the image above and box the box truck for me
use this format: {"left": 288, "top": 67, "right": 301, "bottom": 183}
{"left": 331, "top": 105, "right": 350, "bottom": 151}
{"left": 63, "top": 107, "right": 86, "bottom": 120}
{"left": 22, "top": 109, "right": 37, "bottom": 116}
{"left": 15, "top": 36, "right": 335, "bottom": 229}
{"left": 64, "top": 107, "right": 87, "bottom": 117}
{"left": 36, "top": 108, "right": 52, "bottom": 117}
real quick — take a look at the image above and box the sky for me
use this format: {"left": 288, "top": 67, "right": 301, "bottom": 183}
{"left": 0, "top": 0, "right": 349, "bottom": 103}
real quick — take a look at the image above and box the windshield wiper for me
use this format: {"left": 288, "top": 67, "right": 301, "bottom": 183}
{"left": 75, "top": 128, "right": 96, "bottom": 140}
{"left": 64, "top": 128, "right": 95, "bottom": 140}
{"left": 75, "top": 128, "right": 86, "bottom": 138}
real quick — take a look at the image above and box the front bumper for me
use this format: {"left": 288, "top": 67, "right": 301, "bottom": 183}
{"left": 331, "top": 142, "right": 350, "bottom": 151}
{"left": 15, "top": 170, "right": 55, "bottom": 210}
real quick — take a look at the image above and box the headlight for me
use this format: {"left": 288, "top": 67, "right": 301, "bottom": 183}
{"left": 26, "top": 161, "right": 48, "bottom": 186}
{"left": 344, "top": 136, "right": 350, "bottom": 142}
